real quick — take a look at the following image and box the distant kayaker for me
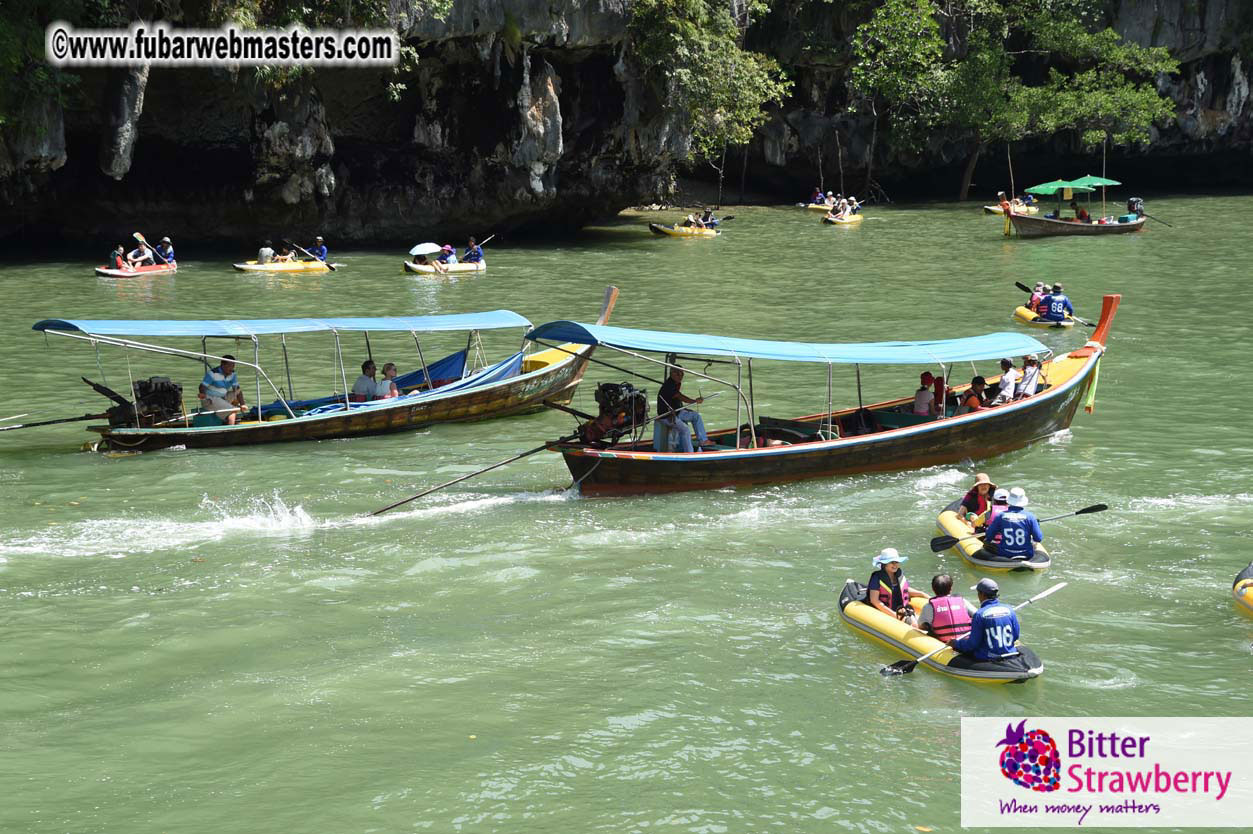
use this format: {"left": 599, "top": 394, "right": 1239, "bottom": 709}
{"left": 108, "top": 245, "right": 135, "bottom": 272}
{"left": 155, "top": 236, "right": 175, "bottom": 264}
{"left": 809, "top": 186, "right": 823, "bottom": 204}
{"left": 1015, "top": 355, "right": 1041, "bottom": 399}
{"left": 961, "top": 472, "right": 996, "bottom": 519}
{"left": 1040, "top": 283, "right": 1074, "bottom": 323}
{"left": 866, "top": 548, "right": 925, "bottom": 625}
{"left": 126, "top": 241, "right": 155, "bottom": 267}
{"left": 700, "top": 208, "right": 717, "bottom": 226}
{"left": 984, "top": 487, "right": 1043, "bottom": 561}
{"left": 951, "top": 578, "right": 1021, "bottom": 661}
{"left": 997, "top": 191, "right": 1013, "bottom": 214}
{"left": 1028, "top": 281, "right": 1046, "bottom": 313}
{"left": 825, "top": 191, "right": 836, "bottom": 207}
{"left": 257, "top": 240, "right": 275, "bottom": 264}
{"left": 990, "top": 358, "right": 1020, "bottom": 405}
{"left": 847, "top": 195, "right": 861, "bottom": 215}
{"left": 198, "top": 354, "right": 245, "bottom": 425}
{"left": 307, "top": 236, "right": 328, "bottom": 261}
{"left": 463, "top": 237, "right": 485, "bottom": 263}
{"left": 955, "top": 376, "right": 988, "bottom": 415}
{"left": 918, "top": 574, "right": 976, "bottom": 643}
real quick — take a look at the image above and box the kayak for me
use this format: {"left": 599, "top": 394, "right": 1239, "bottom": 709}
{"left": 1013, "top": 305, "right": 1075, "bottom": 329}
{"left": 95, "top": 263, "right": 177, "bottom": 278}
{"left": 1235, "top": 563, "right": 1253, "bottom": 616}
{"left": 984, "top": 204, "right": 1041, "bottom": 215}
{"left": 936, "top": 499, "right": 1051, "bottom": 572}
{"left": 402, "top": 260, "right": 486, "bottom": 275}
{"left": 805, "top": 203, "right": 835, "bottom": 212}
{"left": 821, "top": 214, "right": 864, "bottom": 225}
{"left": 232, "top": 260, "right": 341, "bottom": 273}
{"left": 838, "top": 579, "right": 1044, "bottom": 683}
{"left": 648, "top": 223, "right": 718, "bottom": 238}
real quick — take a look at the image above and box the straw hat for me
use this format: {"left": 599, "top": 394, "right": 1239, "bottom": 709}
{"left": 972, "top": 472, "right": 995, "bottom": 490}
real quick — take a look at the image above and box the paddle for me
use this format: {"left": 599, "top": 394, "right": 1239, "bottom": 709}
{"left": 929, "top": 503, "right": 1108, "bottom": 553}
{"left": 285, "top": 239, "right": 335, "bottom": 271}
{"left": 881, "top": 581, "right": 1068, "bottom": 675}
{"left": 1013, "top": 281, "right": 1096, "bottom": 328}
{"left": 0, "top": 412, "right": 108, "bottom": 432}
{"left": 370, "top": 430, "right": 581, "bottom": 516}
{"left": 1142, "top": 212, "right": 1172, "bottom": 228}
{"left": 133, "top": 232, "right": 167, "bottom": 265}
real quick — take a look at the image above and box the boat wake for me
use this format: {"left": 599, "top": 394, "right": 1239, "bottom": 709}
{"left": 352, "top": 487, "right": 576, "bottom": 526}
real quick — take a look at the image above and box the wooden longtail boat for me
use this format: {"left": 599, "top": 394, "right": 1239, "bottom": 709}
{"left": 402, "top": 260, "right": 486, "bottom": 275}
{"left": 33, "top": 287, "right": 617, "bottom": 452}
{"left": 1008, "top": 213, "right": 1146, "bottom": 238}
{"left": 525, "top": 294, "right": 1120, "bottom": 496}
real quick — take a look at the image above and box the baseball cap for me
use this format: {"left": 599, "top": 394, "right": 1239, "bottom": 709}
{"left": 975, "top": 577, "right": 1000, "bottom": 596}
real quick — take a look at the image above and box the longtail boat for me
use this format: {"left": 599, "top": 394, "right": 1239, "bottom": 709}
{"left": 32, "top": 287, "right": 617, "bottom": 452}
{"left": 1008, "top": 177, "right": 1146, "bottom": 238}
{"left": 525, "top": 294, "right": 1120, "bottom": 496}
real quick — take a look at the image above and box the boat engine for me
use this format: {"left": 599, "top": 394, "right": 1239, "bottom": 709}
{"left": 108, "top": 377, "right": 184, "bottom": 427}
{"left": 1127, "top": 197, "right": 1144, "bottom": 217}
{"left": 580, "top": 382, "right": 648, "bottom": 445}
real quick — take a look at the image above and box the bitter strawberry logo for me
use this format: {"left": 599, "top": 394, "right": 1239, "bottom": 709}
{"left": 996, "top": 720, "right": 1061, "bottom": 792}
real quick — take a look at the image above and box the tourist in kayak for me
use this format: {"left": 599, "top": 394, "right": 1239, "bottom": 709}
{"left": 1028, "top": 281, "right": 1046, "bottom": 312}
{"left": 866, "top": 548, "right": 923, "bottom": 625}
{"left": 912, "top": 372, "right": 940, "bottom": 417}
{"left": 961, "top": 472, "right": 996, "bottom": 519}
{"left": 463, "top": 237, "right": 485, "bottom": 263}
{"left": 918, "top": 574, "right": 976, "bottom": 643}
{"left": 107, "top": 245, "right": 135, "bottom": 272}
{"left": 308, "top": 236, "right": 328, "bottom": 261}
{"left": 437, "top": 244, "right": 457, "bottom": 265}
{"left": 1040, "top": 283, "right": 1074, "bottom": 323}
{"left": 990, "top": 358, "right": 1021, "bottom": 405}
{"left": 257, "top": 240, "right": 275, "bottom": 264}
{"left": 1015, "top": 355, "right": 1041, "bottom": 399}
{"left": 198, "top": 354, "right": 245, "bottom": 425}
{"left": 656, "top": 365, "right": 715, "bottom": 452}
{"left": 126, "top": 241, "right": 155, "bottom": 267}
{"left": 154, "top": 236, "right": 175, "bottom": 264}
{"left": 984, "top": 487, "right": 1043, "bottom": 561}
{"left": 977, "top": 488, "right": 1011, "bottom": 549}
{"left": 699, "top": 208, "right": 717, "bottom": 226}
{"left": 847, "top": 195, "right": 861, "bottom": 215}
{"left": 274, "top": 245, "right": 294, "bottom": 262}
{"left": 374, "top": 363, "right": 400, "bottom": 400}
{"left": 351, "top": 360, "right": 377, "bottom": 402}
{"left": 955, "top": 376, "right": 988, "bottom": 415}
{"left": 809, "top": 186, "right": 823, "bottom": 204}
{"left": 951, "top": 578, "right": 1020, "bottom": 661}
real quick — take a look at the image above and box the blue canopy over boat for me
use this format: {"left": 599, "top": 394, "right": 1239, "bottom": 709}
{"left": 33, "top": 311, "right": 532, "bottom": 338}
{"left": 526, "top": 321, "right": 1049, "bottom": 365}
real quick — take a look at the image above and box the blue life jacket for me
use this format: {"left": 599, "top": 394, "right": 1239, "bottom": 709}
{"left": 464, "top": 245, "right": 484, "bottom": 263}
{"left": 951, "top": 598, "right": 1020, "bottom": 660}
{"left": 985, "top": 508, "right": 1042, "bottom": 558}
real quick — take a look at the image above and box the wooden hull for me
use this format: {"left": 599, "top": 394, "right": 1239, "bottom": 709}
{"left": 92, "top": 349, "right": 594, "bottom": 452}
{"left": 556, "top": 295, "right": 1120, "bottom": 496}
{"left": 95, "top": 263, "right": 177, "bottom": 278}
{"left": 1013, "top": 306, "right": 1075, "bottom": 329}
{"left": 1009, "top": 214, "right": 1146, "bottom": 238}
{"left": 821, "top": 214, "right": 863, "bottom": 225}
{"left": 648, "top": 223, "right": 718, "bottom": 238}
{"left": 402, "top": 260, "right": 486, "bottom": 275}
{"left": 232, "top": 260, "right": 339, "bottom": 272}
{"left": 983, "top": 205, "right": 1039, "bottom": 215}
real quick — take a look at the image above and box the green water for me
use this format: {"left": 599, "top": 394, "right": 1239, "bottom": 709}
{"left": 1, "top": 198, "right": 1250, "bottom": 833}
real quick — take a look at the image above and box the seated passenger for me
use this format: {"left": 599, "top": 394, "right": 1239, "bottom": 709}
{"left": 977, "top": 488, "right": 1011, "bottom": 550}
{"left": 107, "top": 245, "right": 135, "bottom": 272}
{"left": 990, "top": 358, "right": 1020, "bottom": 405}
{"left": 655, "top": 365, "right": 715, "bottom": 451}
{"left": 918, "top": 574, "right": 976, "bottom": 643}
{"left": 824, "top": 191, "right": 836, "bottom": 207}
{"left": 1028, "top": 281, "right": 1046, "bottom": 314}
{"left": 1015, "top": 354, "right": 1041, "bottom": 399}
{"left": 127, "top": 242, "right": 155, "bottom": 267}
{"left": 961, "top": 472, "right": 996, "bottom": 519}
{"left": 913, "top": 372, "right": 939, "bottom": 417}
{"left": 275, "top": 246, "right": 294, "bottom": 262}
{"left": 1041, "top": 283, "right": 1073, "bottom": 322}
{"left": 412, "top": 253, "right": 429, "bottom": 265}
{"left": 198, "top": 354, "right": 245, "bottom": 425}
{"left": 1070, "top": 201, "right": 1091, "bottom": 222}
{"left": 374, "top": 363, "right": 399, "bottom": 399}
{"left": 155, "top": 236, "right": 175, "bottom": 264}
{"left": 351, "top": 360, "right": 377, "bottom": 402}
{"left": 809, "top": 187, "right": 823, "bottom": 204}
{"left": 700, "top": 208, "right": 716, "bottom": 226}
{"left": 846, "top": 195, "right": 861, "bottom": 214}
{"left": 437, "top": 244, "right": 457, "bottom": 264}
{"left": 951, "top": 578, "right": 1021, "bottom": 661}
{"left": 955, "top": 376, "right": 988, "bottom": 415}
{"left": 866, "top": 548, "right": 924, "bottom": 626}
{"left": 258, "top": 240, "right": 275, "bottom": 264}
{"left": 985, "top": 487, "right": 1043, "bottom": 561}
{"left": 833, "top": 198, "right": 850, "bottom": 219}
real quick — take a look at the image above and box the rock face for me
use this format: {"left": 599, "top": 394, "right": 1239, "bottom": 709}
{"left": 0, "top": 0, "right": 1249, "bottom": 243}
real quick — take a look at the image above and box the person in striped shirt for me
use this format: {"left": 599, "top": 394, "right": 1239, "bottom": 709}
{"left": 198, "top": 355, "right": 245, "bottom": 424}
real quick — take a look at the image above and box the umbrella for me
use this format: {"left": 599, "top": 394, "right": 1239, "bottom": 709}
{"left": 408, "top": 242, "right": 442, "bottom": 256}
{"left": 1024, "top": 180, "right": 1095, "bottom": 196}
{"left": 1069, "top": 175, "right": 1121, "bottom": 187}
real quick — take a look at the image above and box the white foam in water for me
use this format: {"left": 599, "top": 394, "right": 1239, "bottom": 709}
{"left": 912, "top": 468, "right": 968, "bottom": 491}
{"left": 1047, "top": 428, "right": 1073, "bottom": 444}
{"left": 350, "top": 488, "right": 574, "bottom": 527}
{"left": 1128, "top": 493, "right": 1253, "bottom": 510}
{"left": 0, "top": 492, "right": 317, "bottom": 559}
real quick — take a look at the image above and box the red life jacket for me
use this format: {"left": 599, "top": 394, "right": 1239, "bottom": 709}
{"left": 872, "top": 569, "right": 910, "bottom": 610}
{"left": 928, "top": 595, "right": 973, "bottom": 642}
{"left": 112, "top": 252, "right": 126, "bottom": 269}
{"left": 962, "top": 487, "right": 989, "bottom": 516}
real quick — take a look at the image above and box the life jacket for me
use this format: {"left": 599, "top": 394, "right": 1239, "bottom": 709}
{"left": 962, "top": 487, "right": 989, "bottom": 516}
{"left": 983, "top": 503, "right": 1008, "bottom": 542}
{"left": 871, "top": 569, "right": 910, "bottom": 610}
{"left": 928, "top": 595, "right": 973, "bottom": 642}
{"left": 111, "top": 252, "right": 125, "bottom": 269}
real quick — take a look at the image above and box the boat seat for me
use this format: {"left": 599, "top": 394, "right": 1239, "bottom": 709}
{"left": 875, "top": 411, "right": 936, "bottom": 430}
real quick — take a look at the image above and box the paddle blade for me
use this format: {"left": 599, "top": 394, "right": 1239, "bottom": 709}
{"left": 930, "top": 535, "right": 959, "bottom": 552}
{"left": 1014, "top": 281, "right": 1033, "bottom": 294}
{"left": 133, "top": 231, "right": 147, "bottom": 244}
{"left": 880, "top": 659, "right": 917, "bottom": 676}
{"left": 1075, "top": 503, "right": 1108, "bottom": 515}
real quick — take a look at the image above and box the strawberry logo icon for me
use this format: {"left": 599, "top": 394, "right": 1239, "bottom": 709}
{"left": 996, "top": 720, "right": 1061, "bottom": 792}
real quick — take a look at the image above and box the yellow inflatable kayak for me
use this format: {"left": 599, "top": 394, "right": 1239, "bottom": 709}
{"left": 805, "top": 203, "right": 834, "bottom": 212}
{"left": 401, "top": 260, "right": 486, "bottom": 275}
{"left": 838, "top": 580, "right": 1044, "bottom": 683}
{"left": 649, "top": 222, "right": 718, "bottom": 238}
{"left": 1013, "top": 305, "right": 1075, "bottom": 329}
{"left": 821, "top": 214, "right": 864, "bottom": 225}
{"left": 232, "top": 260, "right": 340, "bottom": 273}
{"left": 937, "top": 499, "right": 1051, "bottom": 572}
{"left": 1235, "top": 563, "right": 1253, "bottom": 616}
{"left": 984, "top": 204, "right": 1040, "bottom": 215}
